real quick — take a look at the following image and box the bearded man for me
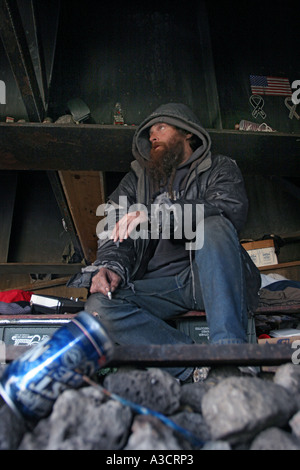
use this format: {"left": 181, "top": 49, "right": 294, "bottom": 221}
{"left": 83, "top": 103, "right": 261, "bottom": 383}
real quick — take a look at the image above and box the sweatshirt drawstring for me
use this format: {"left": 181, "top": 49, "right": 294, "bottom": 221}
{"left": 189, "top": 245, "right": 197, "bottom": 306}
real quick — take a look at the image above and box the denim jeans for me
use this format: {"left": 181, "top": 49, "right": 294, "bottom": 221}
{"left": 85, "top": 216, "right": 248, "bottom": 381}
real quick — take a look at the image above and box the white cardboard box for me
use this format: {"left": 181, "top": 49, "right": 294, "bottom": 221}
{"left": 242, "top": 239, "right": 278, "bottom": 267}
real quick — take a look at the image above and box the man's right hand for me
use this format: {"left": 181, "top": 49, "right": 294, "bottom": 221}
{"left": 90, "top": 267, "right": 121, "bottom": 296}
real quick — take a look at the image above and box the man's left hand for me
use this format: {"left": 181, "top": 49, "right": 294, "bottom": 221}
{"left": 111, "top": 210, "right": 148, "bottom": 242}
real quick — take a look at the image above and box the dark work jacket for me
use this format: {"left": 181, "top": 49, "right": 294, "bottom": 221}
{"left": 93, "top": 103, "right": 261, "bottom": 310}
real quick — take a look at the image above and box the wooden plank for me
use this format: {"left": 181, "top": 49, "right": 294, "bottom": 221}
{"left": 59, "top": 171, "right": 105, "bottom": 263}
{"left": 0, "top": 173, "right": 17, "bottom": 262}
{"left": 0, "top": 276, "right": 70, "bottom": 291}
{"left": 0, "top": 123, "right": 299, "bottom": 176}
{"left": 243, "top": 240, "right": 275, "bottom": 251}
{"left": 259, "top": 261, "right": 300, "bottom": 282}
{"left": 47, "top": 171, "right": 84, "bottom": 261}
{"left": 259, "top": 261, "right": 300, "bottom": 271}
{"left": 0, "top": 263, "right": 83, "bottom": 274}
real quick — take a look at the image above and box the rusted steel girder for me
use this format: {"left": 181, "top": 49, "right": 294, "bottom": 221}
{"left": 0, "top": 0, "right": 45, "bottom": 121}
{"left": 0, "top": 124, "right": 299, "bottom": 176}
{"left": 108, "top": 343, "right": 294, "bottom": 367}
{"left": 4, "top": 343, "right": 295, "bottom": 366}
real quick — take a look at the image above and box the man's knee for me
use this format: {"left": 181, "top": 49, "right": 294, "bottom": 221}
{"left": 194, "top": 216, "right": 240, "bottom": 261}
{"left": 203, "top": 215, "right": 234, "bottom": 233}
{"left": 84, "top": 293, "right": 107, "bottom": 315}
{"left": 202, "top": 216, "right": 237, "bottom": 244}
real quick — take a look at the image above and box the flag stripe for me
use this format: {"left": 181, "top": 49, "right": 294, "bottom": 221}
{"left": 250, "top": 75, "right": 292, "bottom": 96}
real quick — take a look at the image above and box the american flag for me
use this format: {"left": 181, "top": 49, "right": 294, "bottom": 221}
{"left": 250, "top": 75, "right": 292, "bottom": 96}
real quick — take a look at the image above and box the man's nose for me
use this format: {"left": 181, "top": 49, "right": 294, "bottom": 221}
{"left": 149, "top": 132, "right": 158, "bottom": 143}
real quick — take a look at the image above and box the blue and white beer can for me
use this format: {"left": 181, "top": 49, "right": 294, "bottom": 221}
{"left": 0, "top": 312, "right": 114, "bottom": 424}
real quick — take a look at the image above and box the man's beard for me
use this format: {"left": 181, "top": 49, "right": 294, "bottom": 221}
{"left": 147, "top": 140, "right": 185, "bottom": 189}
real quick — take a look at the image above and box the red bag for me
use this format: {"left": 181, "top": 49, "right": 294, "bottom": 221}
{"left": 0, "top": 289, "right": 33, "bottom": 303}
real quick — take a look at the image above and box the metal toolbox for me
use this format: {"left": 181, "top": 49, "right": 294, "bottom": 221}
{"left": 0, "top": 315, "right": 75, "bottom": 348}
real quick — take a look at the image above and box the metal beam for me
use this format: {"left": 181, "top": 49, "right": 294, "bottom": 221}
{"left": 0, "top": 124, "right": 299, "bottom": 176}
{"left": 0, "top": 0, "right": 45, "bottom": 121}
{"left": 197, "top": 2, "right": 222, "bottom": 130}
{"left": 0, "top": 172, "right": 17, "bottom": 262}
{"left": 31, "top": 0, "right": 49, "bottom": 109}
{"left": 109, "top": 343, "right": 294, "bottom": 367}
{"left": 107, "top": 344, "right": 294, "bottom": 367}
{"left": 5, "top": 343, "right": 294, "bottom": 366}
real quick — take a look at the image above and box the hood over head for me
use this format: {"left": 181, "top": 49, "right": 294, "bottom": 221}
{"left": 132, "top": 103, "right": 211, "bottom": 165}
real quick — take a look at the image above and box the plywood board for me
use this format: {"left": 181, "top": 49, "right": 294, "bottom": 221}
{"left": 59, "top": 171, "right": 105, "bottom": 263}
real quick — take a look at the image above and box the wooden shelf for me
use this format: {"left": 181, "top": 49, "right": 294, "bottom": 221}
{"left": 259, "top": 261, "right": 300, "bottom": 272}
{"left": 0, "top": 263, "right": 84, "bottom": 275}
{"left": 259, "top": 261, "right": 300, "bottom": 282}
{"left": 0, "top": 123, "right": 299, "bottom": 176}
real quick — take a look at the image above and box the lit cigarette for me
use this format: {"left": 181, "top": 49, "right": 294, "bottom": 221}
{"left": 107, "top": 291, "right": 112, "bottom": 300}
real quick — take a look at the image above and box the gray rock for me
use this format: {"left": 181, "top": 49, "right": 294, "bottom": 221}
{"left": 20, "top": 386, "right": 132, "bottom": 450}
{"left": 205, "top": 365, "right": 243, "bottom": 385}
{"left": 124, "top": 415, "right": 182, "bottom": 451}
{"left": 0, "top": 404, "right": 27, "bottom": 450}
{"left": 250, "top": 427, "right": 300, "bottom": 450}
{"left": 274, "top": 363, "right": 300, "bottom": 394}
{"left": 103, "top": 368, "right": 181, "bottom": 415}
{"left": 180, "top": 382, "right": 210, "bottom": 413}
{"left": 201, "top": 376, "right": 297, "bottom": 444}
{"left": 54, "top": 114, "right": 74, "bottom": 124}
{"left": 289, "top": 411, "right": 300, "bottom": 439}
{"left": 171, "top": 411, "right": 211, "bottom": 445}
{"left": 179, "top": 367, "right": 255, "bottom": 414}
{"left": 201, "top": 440, "right": 231, "bottom": 450}
{"left": 54, "top": 399, "right": 132, "bottom": 450}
